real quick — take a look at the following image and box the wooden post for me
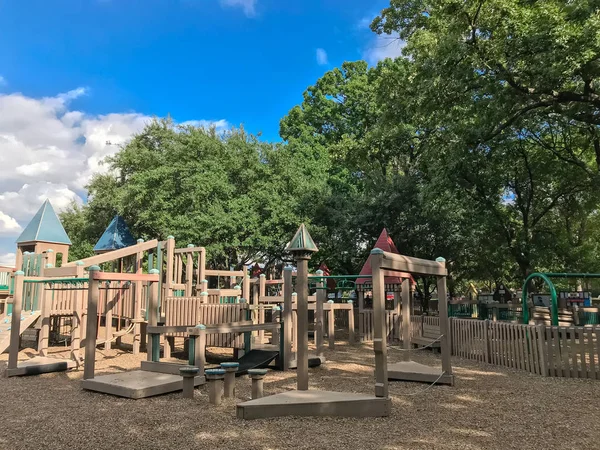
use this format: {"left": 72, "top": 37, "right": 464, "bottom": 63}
{"left": 7, "top": 271, "right": 25, "bottom": 371}
{"left": 133, "top": 240, "right": 144, "bottom": 355}
{"left": 436, "top": 257, "right": 453, "bottom": 378}
{"left": 71, "top": 261, "right": 85, "bottom": 362}
{"left": 283, "top": 267, "right": 293, "bottom": 370}
{"left": 206, "top": 369, "right": 225, "bottom": 405}
{"left": 327, "top": 300, "right": 335, "bottom": 350}
{"left": 104, "top": 285, "right": 113, "bottom": 350}
{"left": 315, "top": 269, "right": 325, "bottom": 358}
{"left": 165, "top": 236, "right": 175, "bottom": 299}
{"left": 221, "top": 362, "right": 239, "bottom": 398}
{"left": 358, "top": 290, "right": 364, "bottom": 342}
{"left": 198, "top": 248, "right": 206, "bottom": 289}
{"left": 180, "top": 366, "right": 200, "bottom": 399}
{"left": 242, "top": 266, "right": 250, "bottom": 303}
{"left": 192, "top": 325, "right": 206, "bottom": 374}
{"left": 186, "top": 244, "right": 194, "bottom": 297}
{"left": 147, "top": 269, "right": 160, "bottom": 362}
{"left": 371, "top": 250, "right": 388, "bottom": 398}
{"left": 401, "top": 278, "right": 411, "bottom": 361}
{"left": 295, "top": 254, "right": 310, "bottom": 391}
{"left": 37, "top": 264, "right": 53, "bottom": 357}
{"left": 348, "top": 300, "right": 355, "bottom": 344}
{"left": 258, "top": 274, "right": 266, "bottom": 344}
{"left": 483, "top": 319, "right": 490, "bottom": 363}
{"left": 83, "top": 266, "right": 101, "bottom": 380}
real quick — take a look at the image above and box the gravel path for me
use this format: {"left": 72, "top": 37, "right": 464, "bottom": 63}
{"left": 0, "top": 342, "right": 598, "bottom": 450}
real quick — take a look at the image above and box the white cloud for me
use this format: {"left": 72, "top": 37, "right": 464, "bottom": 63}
{"left": 0, "top": 253, "right": 16, "bottom": 267}
{"left": 0, "top": 212, "right": 22, "bottom": 236}
{"left": 363, "top": 32, "right": 405, "bottom": 65}
{"left": 316, "top": 48, "right": 328, "bottom": 66}
{"left": 0, "top": 76, "right": 6, "bottom": 86}
{"left": 180, "top": 119, "right": 229, "bottom": 130}
{"left": 0, "top": 87, "right": 229, "bottom": 258}
{"left": 220, "top": 0, "right": 256, "bottom": 17}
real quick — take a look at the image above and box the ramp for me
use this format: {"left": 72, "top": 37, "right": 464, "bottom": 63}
{"left": 0, "top": 310, "right": 41, "bottom": 354}
{"left": 236, "top": 350, "right": 279, "bottom": 376}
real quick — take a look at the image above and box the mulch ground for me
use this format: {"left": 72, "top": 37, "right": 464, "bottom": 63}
{"left": 0, "top": 341, "right": 598, "bottom": 450}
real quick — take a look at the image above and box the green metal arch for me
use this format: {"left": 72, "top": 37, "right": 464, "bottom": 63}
{"left": 521, "top": 273, "right": 558, "bottom": 326}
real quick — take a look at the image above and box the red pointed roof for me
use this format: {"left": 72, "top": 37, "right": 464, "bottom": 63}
{"left": 356, "top": 229, "right": 414, "bottom": 285}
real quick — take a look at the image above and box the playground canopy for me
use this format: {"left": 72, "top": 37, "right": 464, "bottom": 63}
{"left": 356, "top": 229, "right": 414, "bottom": 287}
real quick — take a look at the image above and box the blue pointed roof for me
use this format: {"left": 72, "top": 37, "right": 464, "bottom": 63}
{"left": 93, "top": 215, "right": 136, "bottom": 252}
{"left": 16, "top": 200, "right": 72, "bottom": 245}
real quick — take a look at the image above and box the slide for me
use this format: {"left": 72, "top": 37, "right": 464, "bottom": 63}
{"left": 0, "top": 310, "right": 41, "bottom": 354}
{"left": 235, "top": 349, "right": 280, "bottom": 376}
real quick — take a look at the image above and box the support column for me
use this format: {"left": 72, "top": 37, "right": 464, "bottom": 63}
{"left": 282, "top": 267, "right": 293, "bottom": 370}
{"left": 436, "top": 257, "right": 452, "bottom": 377}
{"left": 37, "top": 264, "right": 53, "bottom": 357}
{"left": 7, "top": 271, "right": 25, "bottom": 372}
{"left": 295, "top": 254, "right": 309, "bottom": 391}
{"left": 186, "top": 244, "right": 194, "bottom": 297}
{"left": 371, "top": 249, "right": 388, "bottom": 398}
{"left": 258, "top": 274, "right": 266, "bottom": 344}
{"left": 315, "top": 270, "right": 325, "bottom": 358}
{"left": 401, "top": 278, "right": 411, "bottom": 362}
{"left": 147, "top": 270, "right": 160, "bottom": 362}
{"left": 133, "top": 240, "right": 144, "bottom": 355}
{"left": 83, "top": 266, "right": 101, "bottom": 380}
{"left": 71, "top": 261, "right": 85, "bottom": 362}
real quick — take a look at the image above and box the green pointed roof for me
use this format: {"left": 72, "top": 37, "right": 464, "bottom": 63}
{"left": 16, "top": 200, "right": 71, "bottom": 245}
{"left": 286, "top": 223, "right": 318, "bottom": 253}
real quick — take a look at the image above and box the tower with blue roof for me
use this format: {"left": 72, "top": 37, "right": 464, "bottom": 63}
{"left": 94, "top": 215, "right": 136, "bottom": 254}
{"left": 15, "top": 199, "right": 72, "bottom": 269}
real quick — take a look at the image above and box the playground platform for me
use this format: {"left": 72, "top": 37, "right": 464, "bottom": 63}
{"left": 81, "top": 368, "right": 206, "bottom": 399}
{"left": 387, "top": 361, "right": 454, "bottom": 385}
{"left": 236, "top": 390, "right": 391, "bottom": 419}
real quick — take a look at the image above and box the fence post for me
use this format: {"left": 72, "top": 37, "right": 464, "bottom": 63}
{"left": 483, "top": 319, "right": 490, "bottom": 363}
{"left": 536, "top": 324, "right": 547, "bottom": 377}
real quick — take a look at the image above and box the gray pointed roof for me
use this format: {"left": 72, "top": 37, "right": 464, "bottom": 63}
{"left": 93, "top": 215, "right": 136, "bottom": 252}
{"left": 16, "top": 200, "right": 71, "bottom": 245}
{"left": 286, "top": 223, "right": 318, "bottom": 253}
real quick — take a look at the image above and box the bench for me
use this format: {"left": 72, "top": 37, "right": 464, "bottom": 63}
{"left": 411, "top": 323, "right": 441, "bottom": 352}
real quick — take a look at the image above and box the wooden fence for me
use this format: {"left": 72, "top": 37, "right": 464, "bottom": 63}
{"left": 359, "top": 311, "right": 436, "bottom": 342}
{"left": 450, "top": 318, "right": 600, "bottom": 380}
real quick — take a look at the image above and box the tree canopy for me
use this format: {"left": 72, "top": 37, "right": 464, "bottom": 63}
{"left": 62, "top": 0, "right": 600, "bottom": 296}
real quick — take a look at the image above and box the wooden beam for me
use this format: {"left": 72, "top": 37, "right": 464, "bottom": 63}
{"left": 93, "top": 272, "right": 160, "bottom": 282}
{"left": 63, "top": 240, "right": 159, "bottom": 267}
{"left": 380, "top": 251, "right": 447, "bottom": 276}
{"left": 174, "top": 246, "right": 205, "bottom": 254}
{"left": 205, "top": 269, "right": 244, "bottom": 277}
{"left": 187, "top": 321, "right": 280, "bottom": 335}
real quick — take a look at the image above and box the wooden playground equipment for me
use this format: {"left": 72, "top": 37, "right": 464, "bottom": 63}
{"left": 237, "top": 224, "right": 392, "bottom": 419}
{"left": 370, "top": 249, "right": 454, "bottom": 386}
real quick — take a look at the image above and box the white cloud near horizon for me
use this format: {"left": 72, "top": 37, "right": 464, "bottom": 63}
{"left": 219, "top": 0, "right": 256, "bottom": 17}
{"left": 316, "top": 48, "right": 328, "bottom": 65}
{"left": 0, "top": 253, "right": 16, "bottom": 267}
{"left": 0, "top": 87, "right": 228, "bottom": 265}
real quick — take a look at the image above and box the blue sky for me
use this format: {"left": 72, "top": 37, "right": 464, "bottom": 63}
{"left": 0, "top": 0, "right": 403, "bottom": 264}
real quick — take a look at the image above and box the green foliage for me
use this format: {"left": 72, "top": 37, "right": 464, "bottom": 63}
{"left": 63, "top": 1, "right": 600, "bottom": 295}
{"left": 62, "top": 120, "right": 329, "bottom": 269}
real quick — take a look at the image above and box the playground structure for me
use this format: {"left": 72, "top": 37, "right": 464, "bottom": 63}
{"left": 237, "top": 224, "right": 392, "bottom": 419}
{"left": 369, "top": 249, "right": 454, "bottom": 386}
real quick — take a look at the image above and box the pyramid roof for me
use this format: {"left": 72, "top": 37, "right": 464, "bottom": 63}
{"left": 93, "top": 215, "right": 136, "bottom": 253}
{"left": 356, "top": 229, "right": 414, "bottom": 285}
{"left": 16, "top": 200, "right": 71, "bottom": 245}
